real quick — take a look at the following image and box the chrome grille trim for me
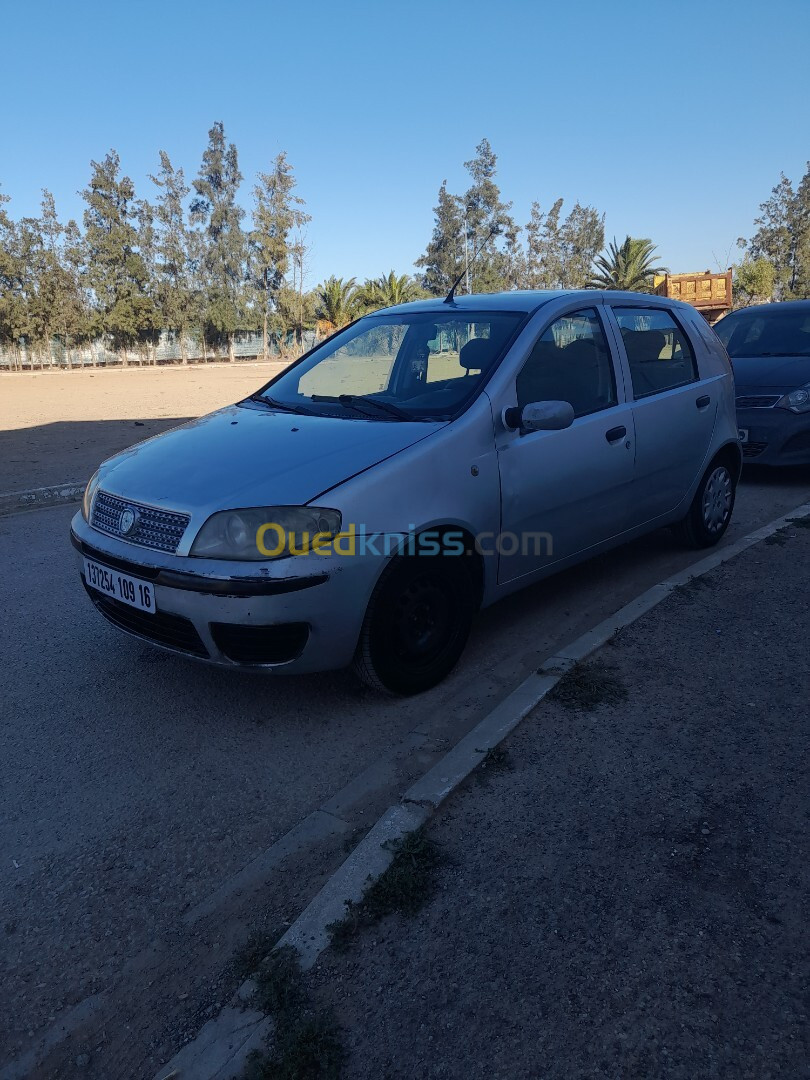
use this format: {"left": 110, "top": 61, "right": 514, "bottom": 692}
{"left": 736, "top": 394, "right": 780, "bottom": 409}
{"left": 91, "top": 491, "right": 189, "bottom": 554}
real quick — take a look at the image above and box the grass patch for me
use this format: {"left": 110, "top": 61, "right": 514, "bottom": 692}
{"left": 765, "top": 532, "right": 787, "bottom": 546}
{"left": 244, "top": 1012, "right": 345, "bottom": 1080}
{"left": 547, "top": 660, "right": 628, "bottom": 712}
{"left": 253, "top": 946, "right": 308, "bottom": 1016}
{"left": 244, "top": 947, "right": 345, "bottom": 1079}
{"left": 327, "top": 828, "right": 440, "bottom": 952}
{"left": 786, "top": 516, "right": 810, "bottom": 529}
{"left": 232, "top": 929, "right": 285, "bottom": 980}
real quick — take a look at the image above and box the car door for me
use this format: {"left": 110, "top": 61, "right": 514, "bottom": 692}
{"left": 493, "top": 304, "right": 636, "bottom": 585}
{"left": 603, "top": 304, "right": 718, "bottom": 525}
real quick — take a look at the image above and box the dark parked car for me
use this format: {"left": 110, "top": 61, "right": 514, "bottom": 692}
{"left": 715, "top": 300, "right": 810, "bottom": 465}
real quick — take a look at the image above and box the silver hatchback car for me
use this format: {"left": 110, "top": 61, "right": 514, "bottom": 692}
{"left": 71, "top": 290, "right": 741, "bottom": 694}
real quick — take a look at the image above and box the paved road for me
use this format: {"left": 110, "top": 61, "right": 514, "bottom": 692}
{"left": 2, "top": 466, "right": 809, "bottom": 1078}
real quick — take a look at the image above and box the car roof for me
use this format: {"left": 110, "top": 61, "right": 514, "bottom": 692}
{"left": 719, "top": 299, "right": 810, "bottom": 317}
{"left": 368, "top": 289, "right": 694, "bottom": 317}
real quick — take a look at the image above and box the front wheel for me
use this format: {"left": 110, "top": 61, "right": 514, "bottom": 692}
{"left": 672, "top": 460, "right": 736, "bottom": 549}
{"left": 353, "top": 555, "right": 476, "bottom": 695}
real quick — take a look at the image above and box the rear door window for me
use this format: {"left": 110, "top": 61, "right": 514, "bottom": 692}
{"left": 613, "top": 307, "right": 698, "bottom": 398}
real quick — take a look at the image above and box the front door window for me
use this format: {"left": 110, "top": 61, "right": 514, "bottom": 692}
{"left": 516, "top": 308, "right": 617, "bottom": 417}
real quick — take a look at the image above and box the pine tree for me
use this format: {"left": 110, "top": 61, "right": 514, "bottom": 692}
{"left": 791, "top": 162, "right": 810, "bottom": 298}
{"left": 190, "top": 121, "right": 246, "bottom": 360}
{"left": 251, "top": 151, "right": 311, "bottom": 356}
{"left": 558, "top": 202, "right": 605, "bottom": 288}
{"left": 749, "top": 173, "right": 799, "bottom": 298}
{"left": 23, "top": 192, "right": 90, "bottom": 364}
{"left": 81, "top": 151, "right": 158, "bottom": 353}
{"left": 0, "top": 187, "right": 26, "bottom": 360}
{"left": 745, "top": 162, "right": 810, "bottom": 300}
{"left": 416, "top": 180, "right": 464, "bottom": 296}
{"left": 526, "top": 199, "right": 563, "bottom": 288}
{"left": 150, "top": 151, "right": 194, "bottom": 360}
{"left": 525, "top": 199, "right": 605, "bottom": 289}
{"left": 461, "top": 138, "right": 518, "bottom": 293}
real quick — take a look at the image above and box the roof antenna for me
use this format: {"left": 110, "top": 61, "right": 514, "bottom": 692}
{"left": 444, "top": 223, "right": 500, "bottom": 304}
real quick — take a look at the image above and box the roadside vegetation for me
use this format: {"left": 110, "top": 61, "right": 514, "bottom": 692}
{"left": 547, "top": 659, "right": 629, "bottom": 712}
{"left": 242, "top": 946, "right": 345, "bottom": 1080}
{"left": 2, "top": 127, "right": 806, "bottom": 371}
{"left": 237, "top": 828, "right": 441, "bottom": 1078}
{"left": 327, "top": 828, "right": 441, "bottom": 952}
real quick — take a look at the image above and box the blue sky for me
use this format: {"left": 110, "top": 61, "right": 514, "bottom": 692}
{"left": 3, "top": 0, "right": 809, "bottom": 287}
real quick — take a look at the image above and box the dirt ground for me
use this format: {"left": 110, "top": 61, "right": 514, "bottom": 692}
{"left": 305, "top": 527, "right": 810, "bottom": 1079}
{"left": 0, "top": 362, "right": 288, "bottom": 493}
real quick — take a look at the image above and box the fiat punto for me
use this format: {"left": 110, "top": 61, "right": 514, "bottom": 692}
{"left": 72, "top": 290, "right": 741, "bottom": 694}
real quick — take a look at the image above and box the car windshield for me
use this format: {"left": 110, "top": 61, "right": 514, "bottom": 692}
{"left": 715, "top": 307, "right": 810, "bottom": 358}
{"left": 256, "top": 310, "right": 525, "bottom": 420}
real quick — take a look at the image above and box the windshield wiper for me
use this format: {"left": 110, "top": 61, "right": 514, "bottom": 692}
{"left": 250, "top": 394, "right": 312, "bottom": 415}
{"left": 310, "top": 394, "right": 412, "bottom": 421}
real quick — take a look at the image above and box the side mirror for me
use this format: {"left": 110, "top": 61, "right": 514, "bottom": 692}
{"left": 503, "top": 400, "right": 575, "bottom": 433}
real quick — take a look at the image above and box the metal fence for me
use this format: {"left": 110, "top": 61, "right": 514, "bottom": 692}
{"left": 0, "top": 329, "right": 319, "bottom": 371}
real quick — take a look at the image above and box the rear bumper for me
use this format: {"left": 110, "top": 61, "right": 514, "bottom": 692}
{"left": 71, "top": 514, "right": 384, "bottom": 671}
{"left": 737, "top": 408, "right": 810, "bottom": 465}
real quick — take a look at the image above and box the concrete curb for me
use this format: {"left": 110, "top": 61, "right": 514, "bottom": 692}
{"left": 0, "top": 482, "right": 84, "bottom": 517}
{"left": 153, "top": 498, "right": 810, "bottom": 1080}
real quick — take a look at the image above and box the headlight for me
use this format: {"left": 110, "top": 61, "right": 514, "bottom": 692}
{"left": 189, "top": 506, "right": 342, "bottom": 561}
{"left": 776, "top": 385, "right": 810, "bottom": 413}
{"left": 82, "top": 470, "right": 100, "bottom": 521}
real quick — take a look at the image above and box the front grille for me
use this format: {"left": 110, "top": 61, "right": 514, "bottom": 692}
{"left": 736, "top": 394, "right": 780, "bottom": 409}
{"left": 210, "top": 622, "right": 309, "bottom": 664}
{"left": 742, "top": 441, "right": 768, "bottom": 458}
{"left": 91, "top": 491, "right": 189, "bottom": 553}
{"left": 84, "top": 582, "right": 208, "bottom": 657}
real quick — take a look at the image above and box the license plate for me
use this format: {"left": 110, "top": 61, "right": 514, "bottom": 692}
{"left": 83, "top": 557, "right": 156, "bottom": 613}
{"left": 738, "top": 428, "right": 749, "bottom": 444}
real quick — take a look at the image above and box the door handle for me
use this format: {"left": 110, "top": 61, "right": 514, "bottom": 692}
{"left": 696, "top": 394, "right": 710, "bottom": 408}
{"left": 605, "top": 425, "right": 626, "bottom": 443}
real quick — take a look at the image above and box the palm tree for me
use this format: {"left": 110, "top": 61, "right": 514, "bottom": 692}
{"left": 315, "top": 276, "right": 359, "bottom": 332}
{"left": 587, "top": 236, "right": 667, "bottom": 292}
{"left": 357, "top": 271, "right": 425, "bottom": 313}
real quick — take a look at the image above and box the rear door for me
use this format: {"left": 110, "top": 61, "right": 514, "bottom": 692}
{"left": 493, "top": 304, "right": 636, "bottom": 585}
{"left": 604, "top": 304, "right": 717, "bottom": 526}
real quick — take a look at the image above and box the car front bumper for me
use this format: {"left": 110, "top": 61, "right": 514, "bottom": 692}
{"left": 71, "top": 513, "right": 385, "bottom": 672}
{"left": 737, "top": 407, "right": 810, "bottom": 465}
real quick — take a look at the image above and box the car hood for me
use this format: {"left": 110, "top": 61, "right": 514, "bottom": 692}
{"left": 731, "top": 354, "right": 810, "bottom": 391}
{"left": 97, "top": 403, "right": 443, "bottom": 515}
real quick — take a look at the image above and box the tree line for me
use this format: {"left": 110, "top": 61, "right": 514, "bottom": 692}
{"left": 1, "top": 126, "right": 807, "bottom": 367}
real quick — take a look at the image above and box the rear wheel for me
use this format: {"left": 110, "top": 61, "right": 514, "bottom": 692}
{"left": 673, "top": 460, "right": 736, "bottom": 549}
{"left": 353, "top": 554, "right": 476, "bottom": 695}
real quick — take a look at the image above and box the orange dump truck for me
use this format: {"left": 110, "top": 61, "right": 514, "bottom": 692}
{"left": 653, "top": 270, "right": 732, "bottom": 324}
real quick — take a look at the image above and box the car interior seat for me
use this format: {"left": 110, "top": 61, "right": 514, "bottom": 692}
{"left": 459, "top": 337, "right": 497, "bottom": 375}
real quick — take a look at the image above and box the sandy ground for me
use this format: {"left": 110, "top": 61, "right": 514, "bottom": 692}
{"left": 0, "top": 352, "right": 475, "bottom": 494}
{"left": 0, "top": 362, "right": 288, "bottom": 493}
{"left": 307, "top": 527, "right": 810, "bottom": 1079}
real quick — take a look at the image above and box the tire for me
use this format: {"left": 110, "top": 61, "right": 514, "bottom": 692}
{"left": 672, "top": 459, "right": 736, "bottom": 549}
{"left": 353, "top": 553, "right": 476, "bottom": 695}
